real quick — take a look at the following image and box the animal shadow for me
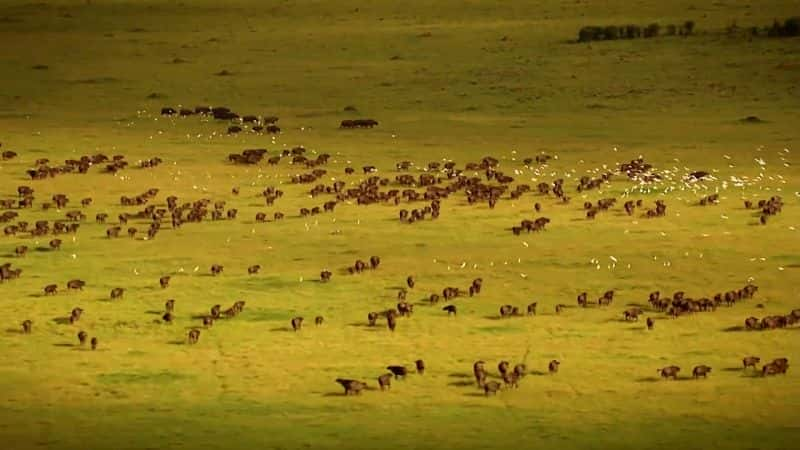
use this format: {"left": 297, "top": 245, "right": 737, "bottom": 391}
{"left": 269, "top": 327, "right": 292, "bottom": 332}
{"left": 5, "top": 328, "right": 23, "bottom": 334}
{"left": 52, "top": 317, "right": 71, "bottom": 325}
{"left": 722, "top": 326, "right": 745, "bottom": 332}
{"left": 52, "top": 343, "right": 75, "bottom": 347}
{"left": 167, "top": 340, "right": 185, "bottom": 345}
{"left": 448, "top": 380, "right": 475, "bottom": 387}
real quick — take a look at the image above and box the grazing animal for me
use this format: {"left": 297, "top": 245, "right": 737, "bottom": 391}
{"left": 21, "top": 320, "right": 32, "bottom": 334}
{"left": 165, "top": 299, "right": 175, "bottom": 313}
{"left": 387, "top": 366, "right": 408, "bottom": 379}
{"left": 367, "top": 312, "right": 379, "bottom": 326}
{"left": 202, "top": 316, "right": 214, "bottom": 328}
{"left": 67, "top": 279, "right": 85, "bottom": 290}
{"left": 187, "top": 329, "right": 200, "bottom": 344}
{"left": 484, "top": 381, "right": 501, "bottom": 396}
{"left": 369, "top": 256, "right": 381, "bottom": 269}
{"left": 745, "top": 316, "right": 760, "bottom": 330}
{"left": 78, "top": 331, "right": 88, "bottom": 346}
{"left": 443, "top": 305, "right": 457, "bottom": 316}
{"left": 387, "top": 314, "right": 397, "bottom": 332}
{"left": 503, "top": 372, "right": 519, "bottom": 388}
{"left": 555, "top": 304, "right": 566, "bottom": 314}
{"left": 210, "top": 264, "right": 223, "bottom": 276}
{"left": 646, "top": 317, "right": 654, "bottom": 330}
{"left": 248, "top": 265, "right": 261, "bottom": 275}
{"left": 549, "top": 360, "right": 560, "bottom": 374}
{"left": 658, "top": 365, "right": 680, "bottom": 380}
{"left": 692, "top": 365, "right": 712, "bottom": 379}
{"left": 499, "top": 305, "right": 515, "bottom": 317}
{"left": 743, "top": 356, "right": 760, "bottom": 370}
{"left": 415, "top": 359, "right": 425, "bottom": 375}
{"left": 407, "top": 276, "right": 415, "bottom": 288}
{"left": 44, "top": 284, "right": 58, "bottom": 295}
{"left": 89, "top": 337, "right": 98, "bottom": 350}
{"left": 159, "top": 276, "right": 170, "bottom": 289}
{"left": 315, "top": 316, "right": 324, "bottom": 326}
{"left": 473, "top": 361, "right": 487, "bottom": 387}
{"left": 291, "top": 317, "right": 304, "bottom": 331}
{"left": 513, "top": 364, "right": 527, "bottom": 378}
{"left": 320, "top": 270, "right": 332, "bottom": 282}
{"left": 526, "top": 302, "right": 537, "bottom": 316}
{"left": 762, "top": 362, "right": 784, "bottom": 376}
{"left": 162, "top": 312, "right": 174, "bottom": 323}
{"left": 210, "top": 304, "right": 221, "bottom": 319}
{"left": 335, "top": 378, "right": 367, "bottom": 396}
{"left": 378, "top": 373, "right": 392, "bottom": 390}
{"left": 498, "top": 361, "right": 510, "bottom": 375}
{"left": 110, "top": 288, "right": 124, "bottom": 300}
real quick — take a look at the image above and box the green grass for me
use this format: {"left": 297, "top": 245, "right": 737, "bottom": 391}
{"left": 1, "top": 1, "right": 800, "bottom": 449}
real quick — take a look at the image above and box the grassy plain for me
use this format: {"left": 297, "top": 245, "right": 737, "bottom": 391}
{"left": 1, "top": 1, "right": 799, "bottom": 449}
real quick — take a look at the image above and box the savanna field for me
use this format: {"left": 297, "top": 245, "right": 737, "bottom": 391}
{"left": 1, "top": 1, "right": 799, "bottom": 449}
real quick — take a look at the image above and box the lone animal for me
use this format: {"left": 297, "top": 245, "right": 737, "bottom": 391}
{"left": 442, "top": 305, "right": 457, "bottom": 316}
{"left": 291, "top": 317, "right": 304, "bottom": 331}
{"left": 692, "top": 365, "right": 712, "bottom": 379}
{"left": 387, "top": 365, "right": 408, "bottom": 379}
{"left": 484, "top": 381, "right": 502, "bottom": 396}
{"left": 378, "top": 373, "right": 392, "bottom": 390}
{"left": 90, "top": 337, "right": 98, "bottom": 350}
{"left": 187, "top": 329, "right": 200, "bottom": 344}
{"left": 658, "top": 366, "right": 680, "bottom": 380}
{"left": 315, "top": 316, "right": 324, "bottom": 326}
{"left": 78, "top": 331, "right": 88, "bottom": 346}
{"left": 743, "top": 356, "right": 760, "bottom": 370}
{"left": 110, "top": 287, "right": 124, "bottom": 300}
{"left": 159, "top": 276, "right": 170, "bottom": 288}
{"left": 549, "top": 360, "right": 560, "bottom": 374}
{"left": 407, "top": 276, "right": 415, "bottom": 288}
{"left": 210, "top": 264, "right": 223, "bottom": 276}
{"left": 21, "top": 320, "right": 32, "bottom": 334}
{"left": 415, "top": 359, "right": 425, "bottom": 375}
{"left": 248, "top": 265, "right": 261, "bottom": 275}
{"left": 335, "top": 378, "right": 367, "bottom": 395}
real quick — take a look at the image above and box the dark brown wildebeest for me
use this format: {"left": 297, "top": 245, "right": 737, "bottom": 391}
{"left": 110, "top": 288, "right": 124, "bottom": 300}
{"left": 315, "top": 316, "right": 324, "bottom": 326}
{"left": 623, "top": 308, "right": 641, "bottom": 322}
{"left": 743, "top": 356, "right": 760, "bottom": 370}
{"left": 577, "top": 292, "right": 588, "bottom": 307}
{"left": 484, "top": 381, "right": 502, "bottom": 396}
{"left": 415, "top": 359, "right": 425, "bottom": 375}
{"left": 335, "top": 378, "right": 367, "bottom": 396}
{"left": 407, "top": 276, "right": 415, "bottom": 288}
{"left": 70, "top": 307, "right": 83, "bottom": 322}
{"left": 692, "top": 365, "right": 712, "bottom": 379}
{"left": 106, "top": 226, "right": 121, "bottom": 238}
{"left": 549, "top": 360, "right": 561, "bottom": 374}
{"left": 442, "top": 305, "right": 457, "bottom": 316}
{"left": 95, "top": 213, "right": 108, "bottom": 224}
{"left": 15, "top": 245, "right": 28, "bottom": 257}
{"left": 397, "top": 289, "right": 407, "bottom": 301}
{"left": 397, "top": 302, "right": 413, "bottom": 317}
{"left": 555, "top": 304, "right": 566, "bottom": 314}
{"left": 203, "top": 316, "right": 214, "bottom": 328}
{"left": 745, "top": 316, "right": 759, "bottom": 330}
{"left": 498, "top": 361, "right": 510, "bottom": 375}
{"left": 67, "top": 279, "right": 85, "bottom": 290}
{"left": 187, "top": 329, "right": 200, "bottom": 344}
{"left": 255, "top": 212, "right": 268, "bottom": 222}
{"left": 658, "top": 365, "right": 680, "bottom": 380}
{"left": 159, "top": 276, "right": 171, "bottom": 289}
{"left": 320, "top": 270, "right": 332, "bottom": 282}
{"left": 21, "top": 320, "right": 32, "bottom": 334}
{"left": 526, "top": 302, "right": 537, "bottom": 316}
{"left": 44, "top": 284, "right": 58, "bottom": 295}
{"left": 368, "top": 312, "right": 379, "bottom": 326}
{"left": 473, "top": 360, "right": 487, "bottom": 387}
{"left": 90, "top": 337, "right": 98, "bottom": 350}
{"left": 387, "top": 314, "right": 397, "bottom": 332}
{"left": 646, "top": 317, "right": 654, "bottom": 330}
{"left": 513, "top": 364, "right": 527, "bottom": 378}
{"left": 387, "top": 366, "right": 408, "bottom": 379}
{"left": 378, "top": 373, "right": 392, "bottom": 390}
{"left": 210, "top": 305, "right": 222, "bottom": 319}
{"left": 354, "top": 260, "right": 367, "bottom": 273}
{"left": 78, "top": 330, "right": 88, "bottom": 346}
{"left": 429, "top": 294, "right": 440, "bottom": 303}
{"left": 369, "top": 256, "right": 381, "bottom": 269}
{"left": 127, "top": 227, "right": 137, "bottom": 238}
{"left": 762, "top": 361, "right": 786, "bottom": 376}
{"left": 162, "top": 312, "right": 174, "bottom": 323}
{"left": 291, "top": 317, "right": 304, "bottom": 331}
{"left": 771, "top": 358, "right": 789, "bottom": 372}
{"left": 499, "top": 305, "right": 515, "bottom": 317}
{"left": 210, "top": 264, "right": 223, "bottom": 276}
{"left": 165, "top": 299, "right": 175, "bottom": 313}
{"left": 248, "top": 265, "right": 261, "bottom": 275}
{"left": 503, "top": 372, "right": 519, "bottom": 388}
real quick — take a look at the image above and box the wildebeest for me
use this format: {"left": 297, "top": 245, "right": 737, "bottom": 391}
{"left": 210, "top": 264, "right": 223, "bottom": 276}
{"left": 743, "top": 356, "right": 760, "bottom": 370}
{"left": 315, "top": 316, "right": 324, "bottom": 326}
{"left": 248, "top": 265, "right": 261, "bottom": 275}
{"left": 548, "top": 360, "right": 560, "bottom": 374}
{"left": 387, "top": 313, "right": 397, "bottom": 332}
{"left": 15, "top": 245, "right": 28, "bottom": 257}
{"left": 291, "top": 317, "right": 304, "bottom": 331}
{"left": 623, "top": 307, "right": 642, "bottom": 321}
{"left": 90, "top": 337, "right": 98, "bottom": 350}
{"left": 407, "top": 276, "right": 415, "bottom": 288}
{"left": 513, "top": 364, "right": 526, "bottom": 378}
{"left": 498, "top": 361, "right": 510, "bottom": 375}
{"left": 387, "top": 366, "right": 408, "bottom": 379}
{"left": 577, "top": 292, "right": 588, "bottom": 307}
{"left": 106, "top": 226, "right": 121, "bottom": 238}
{"left": 320, "top": 270, "right": 332, "bottom": 282}
{"left": 415, "top": 359, "right": 425, "bottom": 375}
{"left": 210, "top": 305, "right": 222, "bottom": 319}
{"left": 499, "top": 305, "right": 516, "bottom": 317}
{"left": 762, "top": 361, "right": 787, "bottom": 376}
{"left": 692, "top": 365, "right": 712, "bottom": 379}
{"left": 335, "top": 378, "right": 367, "bottom": 395}
{"left": 745, "top": 316, "right": 760, "bottom": 330}
{"left": 442, "top": 305, "right": 457, "bottom": 316}
{"left": 44, "top": 284, "right": 58, "bottom": 295}
{"left": 658, "top": 365, "right": 680, "bottom": 380}
{"left": 378, "top": 373, "right": 392, "bottom": 390}
{"left": 555, "top": 304, "right": 566, "bottom": 314}
{"left": 110, "top": 288, "right": 124, "bottom": 300}
{"left": 473, "top": 360, "right": 487, "bottom": 387}
{"left": 159, "top": 276, "right": 171, "bottom": 289}
{"left": 526, "top": 302, "right": 537, "bottom": 316}
{"left": 203, "top": 316, "right": 214, "bottom": 328}
{"left": 67, "top": 279, "right": 85, "bottom": 290}
{"left": 187, "top": 329, "right": 200, "bottom": 344}
{"left": 484, "top": 381, "right": 501, "bottom": 396}
{"left": 369, "top": 256, "right": 381, "bottom": 269}
{"left": 162, "top": 312, "right": 174, "bottom": 323}
{"left": 78, "top": 330, "right": 88, "bottom": 346}
{"left": 502, "top": 372, "right": 520, "bottom": 388}
{"left": 21, "top": 320, "right": 32, "bottom": 334}
{"left": 646, "top": 317, "right": 654, "bottom": 330}
{"left": 165, "top": 299, "right": 175, "bottom": 313}
{"left": 367, "top": 312, "right": 379, "bottom": 326}
{"left": 397, "top": 302, "right": 413, "bottom": 317}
